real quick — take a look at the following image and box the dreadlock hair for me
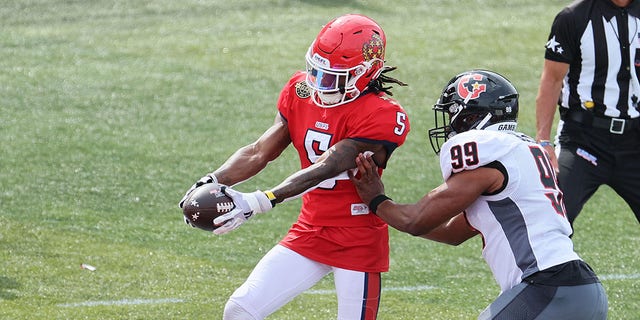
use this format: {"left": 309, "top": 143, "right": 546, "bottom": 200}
{"left": 363, "top": 65, "right": 408, "bottom": 96}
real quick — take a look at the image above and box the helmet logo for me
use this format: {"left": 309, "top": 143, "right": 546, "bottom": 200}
{"left": 295, "top": 81, "right": 312, "bottom": 99}
{"left": 362, "top": 33, "right": 384, "bottom": 65}
{"left": 457, "top": 74, "right": 487, "bottom": 100}
{"left": 311, "top": 53, "right": 330, "bottom": 68}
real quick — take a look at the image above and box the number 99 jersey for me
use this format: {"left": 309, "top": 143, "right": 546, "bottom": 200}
{"left": 439, "top": 129, "right": 580, "bottom": 292}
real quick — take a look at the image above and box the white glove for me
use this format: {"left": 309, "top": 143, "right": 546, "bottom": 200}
{"left": 213, "top": 187, "right": 273, "bottom": 235}
{"left": 178, "top": 174, "right": 218, "bottom": 208}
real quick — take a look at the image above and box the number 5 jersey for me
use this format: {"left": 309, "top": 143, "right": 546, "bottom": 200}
{"left": 277, "top": 71, "right": 410, "bottom": 272}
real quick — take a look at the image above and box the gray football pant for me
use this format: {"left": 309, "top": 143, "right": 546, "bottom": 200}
{"left": 478, "top": 281, "right": 607, "bottom": 320}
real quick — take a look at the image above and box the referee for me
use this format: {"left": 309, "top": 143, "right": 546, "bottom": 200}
{"left": 535, "top": 0, "right": 640, "bottom": 227}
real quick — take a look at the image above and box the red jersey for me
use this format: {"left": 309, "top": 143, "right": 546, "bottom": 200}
{"left": 277, "top": 72, "right": 410, "bottom": 272}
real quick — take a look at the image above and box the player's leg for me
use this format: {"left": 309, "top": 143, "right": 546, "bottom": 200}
{"left": 534, "top": 282, "right": 608, "bottom": 319}
{"left": 223, "top": 244, "right": 331, "bottom": 320}
{"left": 333, "top": 268, "right": 381, "bottom": 320}
{"left": 478, "top": 282, "right": 531, "bottom": 319}
{"left": 478, "top": 282, "right": 607, "bottom": 320}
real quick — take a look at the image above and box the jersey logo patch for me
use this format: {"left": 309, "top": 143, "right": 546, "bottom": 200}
{"left": 295, "top": 81, "right": 311, "bottom": 99}
{"left": 577, "top": 147, "right": 598, "bottom": 166}
{"left": 351, "top": 203, "right": 369, "bottom": 215}
{"left": 315, "top": 121, "right": 329, "bottom": 130}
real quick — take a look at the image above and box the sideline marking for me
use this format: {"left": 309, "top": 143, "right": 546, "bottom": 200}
{"left": 58, "top": 298, "right": 184, "bottom": 308}
{"left": 57, "top": 275, "right": 638, "bottom": 307}
{"left": 305, "top": 285, "right": 437, "bottom": 295}
{"left": 599, "top": 273, "right": 640, "bottom": 281}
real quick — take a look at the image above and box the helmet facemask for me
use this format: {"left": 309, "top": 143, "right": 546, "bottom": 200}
{"left": 306, "top": 49, "right": 382, "bottom": 108}
{"left": 428, "top": 100, "right": 459, "bottom": 155}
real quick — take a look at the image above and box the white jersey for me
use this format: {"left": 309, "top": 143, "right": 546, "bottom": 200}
{"left": 439, "top": 130, "right": 580, "bottom": 292}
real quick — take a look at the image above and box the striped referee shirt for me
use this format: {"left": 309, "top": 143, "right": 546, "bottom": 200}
{"left": 545, "top": 0, "right": 640, "bottom": 119}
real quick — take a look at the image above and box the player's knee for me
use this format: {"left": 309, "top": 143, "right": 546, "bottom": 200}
{"left": 223, "top": 299, "right": 257, "bottom": 320}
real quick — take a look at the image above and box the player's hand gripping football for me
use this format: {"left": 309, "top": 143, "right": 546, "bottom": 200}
{"left": 178, "top": 173, "right": 218, "bottom": 209}
{"left": 213, "top": 186, "right": 273, "bottom": 235}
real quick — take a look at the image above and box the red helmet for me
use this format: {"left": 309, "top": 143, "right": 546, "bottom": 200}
{"left": 305, "top": 14, "right": 386, "bottom": 107}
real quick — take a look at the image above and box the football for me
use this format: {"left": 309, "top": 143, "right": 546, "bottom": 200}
{"left": 182, "top": 183, "right": 235, "bottom": 232}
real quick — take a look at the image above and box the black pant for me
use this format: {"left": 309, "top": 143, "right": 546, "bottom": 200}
{"left": 557, "top": 119, "right": 640, "bottom": 225}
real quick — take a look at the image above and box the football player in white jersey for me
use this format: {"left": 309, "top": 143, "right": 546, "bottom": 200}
{"left": 349, "top": 70, "right": 608, "bottom": 319}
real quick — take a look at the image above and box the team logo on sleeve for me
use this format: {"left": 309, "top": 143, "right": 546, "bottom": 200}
{"left": 457, "top": 74, "right": 487, "bottom": 100}
{"left": 295, "top": 81, "right": 311, "bottom": 99}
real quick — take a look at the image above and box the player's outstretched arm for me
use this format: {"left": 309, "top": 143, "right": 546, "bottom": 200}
{"left": 210, "top": 138, "right": 387, "bottom": 234}
{"left": 213, "top": 113, "right": 292, "bottom": 186}
{"left": 417, "top": 214, "right": 478, "bottom": 246}
{"left": 179, "top": 113, "right": 291, "bottom": 209}
{"left": 268, "top": 138, "right": 388, "bottom": 203}
{"left": 350, "top": 153, "right": 498, "bottom": 243}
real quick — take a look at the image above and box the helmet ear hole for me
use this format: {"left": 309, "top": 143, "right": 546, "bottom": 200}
{"left": 451, "top": 111, "right": 488, "bottom": 133}
{"left": 369, "top": 63, "right": 385, "bottom": 81}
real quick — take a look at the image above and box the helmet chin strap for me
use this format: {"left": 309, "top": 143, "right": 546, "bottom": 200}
{"left": 313, "top": 86, "right": 361, "bottom": 108}
{"left": 317, "top": 91, "right": 344, "bottom": 105}
{"left": 474, "top": 113, "right": 494, "bottom": 130}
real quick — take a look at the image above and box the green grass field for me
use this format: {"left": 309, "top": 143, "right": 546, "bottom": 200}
{"left": 1, "top": 0, "right": 638, "bottom": 319}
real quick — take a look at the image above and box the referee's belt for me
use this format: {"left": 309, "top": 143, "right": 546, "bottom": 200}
{"left": 564, "top": 109, "right": 639, "bottom": 135}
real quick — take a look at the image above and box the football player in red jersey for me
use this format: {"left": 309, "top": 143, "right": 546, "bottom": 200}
{"left": 179, "top": 14, "right": 410, "bottom": 319}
